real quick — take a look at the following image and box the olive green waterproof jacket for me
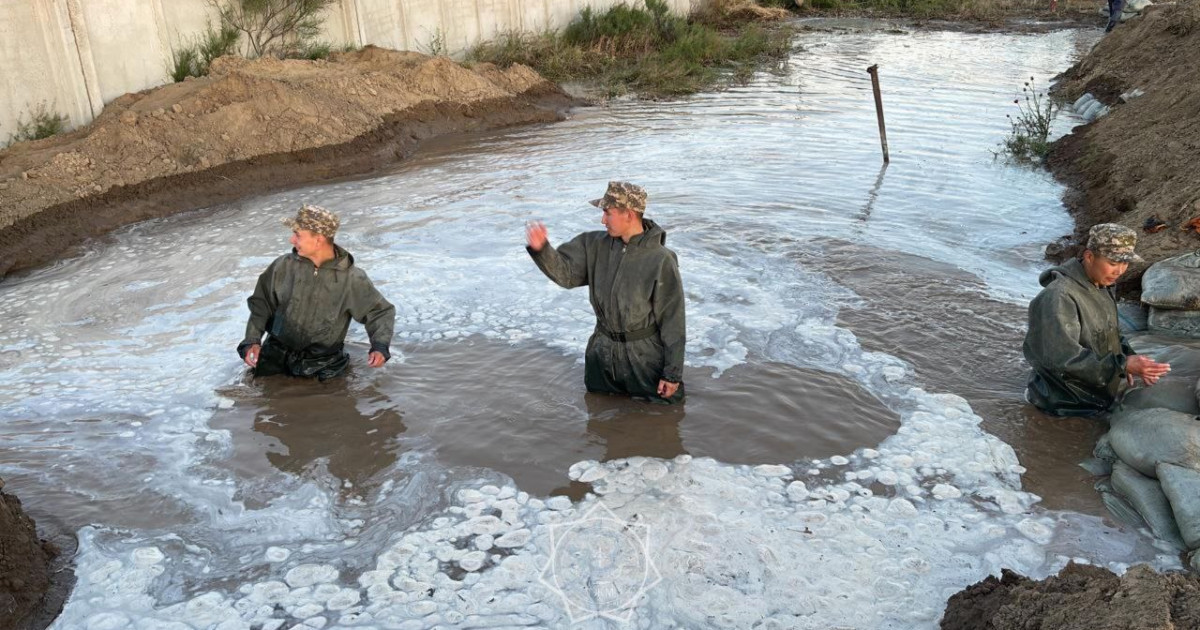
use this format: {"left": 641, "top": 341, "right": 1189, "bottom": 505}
{"left": 529, "top": 219, "right": 685, "bottom": 401}
{"left": 1023, "top": 258, "right": 1134, "bottom": 416}
{"left": 239, "top": 245, "right": 395, "bottom": 378}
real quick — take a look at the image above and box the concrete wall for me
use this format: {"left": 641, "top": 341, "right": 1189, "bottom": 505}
{"left": 0, "top": 0, "right": 693, "bottom": 142}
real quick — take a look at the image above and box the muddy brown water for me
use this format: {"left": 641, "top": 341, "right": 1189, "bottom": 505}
{"left": 212, "top": 339, "right": 900, "bottom": 501}
{"left": 812, "top": 238, "right": 1109, "bottom": 514}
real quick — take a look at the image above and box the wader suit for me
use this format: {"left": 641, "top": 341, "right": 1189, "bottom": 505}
{"left": 529, "top": 219, "right": 686, "bottom": 403}
{"left": 239, "top": 245, "right": 395, "bottom": 380}
{"left": 1023, "top": 257, "right": 1134, "bottom": 416}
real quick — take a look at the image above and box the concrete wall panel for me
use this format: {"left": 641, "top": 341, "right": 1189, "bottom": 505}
{"left": 354, "top": 0, "right": 408, "bottom": 50}
{"left": 397, "top": 0, "right": 446, "bottom": 53}
{"left": 0, "top": 0, "right": 92, "bottom": 134}
{"left": 474, "top": 0, "right": 521, "bottom": 42}
{"left": 77, "top": 0, "right": 172, "bottom": 103}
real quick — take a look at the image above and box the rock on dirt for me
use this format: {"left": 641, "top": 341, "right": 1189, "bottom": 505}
{"left": 1047, "top": 0, "right": 1200, "bottom": 298}
{"left": 941, "top": 563, "right": 1200, "bottom": 630}
{"left": 0, "top": 479, "right": 54, "bottom": 629}
{"left": 0, "top": 46, "right": 572, "bottom": 278}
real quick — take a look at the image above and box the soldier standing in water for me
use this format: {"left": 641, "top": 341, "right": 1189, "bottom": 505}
{"left": 525, "top": 182, "right": 686, "bottom": 403}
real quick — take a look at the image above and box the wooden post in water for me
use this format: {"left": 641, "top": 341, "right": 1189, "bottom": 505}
{"left": 866, "top": 65, "right": 889, "bottom": 163}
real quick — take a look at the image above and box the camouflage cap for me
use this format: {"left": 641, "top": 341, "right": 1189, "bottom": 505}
{"left": 590, "top": 181, "right": 647, "bottom": 213}
{"left": 282, "top": 204, "right": 339, "bottom": 239}
{"left": 1087, "top": 223, "right": 1143, "bottom": 263}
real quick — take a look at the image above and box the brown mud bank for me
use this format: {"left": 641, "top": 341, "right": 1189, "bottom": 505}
{"left": 941, "top": 562, "right": 1200, "bottom": 629}
{"left": 0, "top": 477, "right": 71, "bottom": 630}
{"left": 0, "top": 46, "right": 573, "bottom": 279}
{"left": 1047, "top": 0, "right": 1200, "bottom": 296}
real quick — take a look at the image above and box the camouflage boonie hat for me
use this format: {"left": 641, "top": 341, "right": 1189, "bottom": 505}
{"left": 590, "top": 181, "right": 648, "bottom": 213}
{"left": 1087, "top": 223, "right": 1143, "bottom": 263}
{"left": 282, "top": 204, "right": 339, "bottom": 238}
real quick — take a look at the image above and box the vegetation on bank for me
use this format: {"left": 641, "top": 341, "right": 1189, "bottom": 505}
{"left": 999, "top": 77, "right": 1057, "bottom": 163}
{"left": 5, "top": 103, "right": 69, "bottom": 146}
{"left": 467, "top": 0, "right": 796, "bottom": 98}
{"left": 169, "top": 0, "right": 348, "bottom": 82}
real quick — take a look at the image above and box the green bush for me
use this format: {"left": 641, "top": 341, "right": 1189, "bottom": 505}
{"left": 297, "top": 41, "right": 334, "bottom": 59}
{"left": 212, "top": 0, "right": 337, "bottom": 58}
{"left": 169, "top": 23, "right": 240, "bottom": 81}
{"left": 8, "top": 103, "right": 69, "bottom": 144}
{"left": 170, "top": 47, "right": 201, "bottom": 83}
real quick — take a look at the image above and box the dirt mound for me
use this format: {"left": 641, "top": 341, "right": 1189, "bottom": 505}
{"left": 697, "top": 0, "right": 793, "bottom": 24}
{"left": 941, "top": 563, "right": 1200, "bottom": 629}
{"left": 0, "top": 478, "right": 53, "bottom": 629}
{"left": 0, "top": 46, "right": 571, "bottom": 277}
{"left": 1047, "top": 0, "right": 1200, "bottom": 296}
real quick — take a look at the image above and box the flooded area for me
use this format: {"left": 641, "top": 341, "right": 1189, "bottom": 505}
{"left": 0, "top": 24, "right": 1182, "bottom": 630}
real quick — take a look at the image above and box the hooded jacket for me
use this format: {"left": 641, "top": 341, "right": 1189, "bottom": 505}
{"left": 529, "top": 219, "right": 685, "bottom": 400}
{"left": 1023, "top": 257, "right": 1134, "bottom": 416}
{"left": 239, "top": 245, "right": 395, "bottom": 378}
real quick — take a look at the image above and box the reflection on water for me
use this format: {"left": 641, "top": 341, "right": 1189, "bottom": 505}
{"left": 213, "top": 376, "right": 408, "bottom": 506}
{"left": 213, "top": 338, "right": 899, "bottom": 499}
{"left": 808, "top": 238, "right": 1107, "bottom": 513}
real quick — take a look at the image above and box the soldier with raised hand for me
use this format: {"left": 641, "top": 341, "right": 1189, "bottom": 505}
{"left": 1024, "top": 223, "right": 1170, "bottom": 416}
{"left": 238, "top": 204, "right": 395, "bottom": 381}
{"left": 526, "top": 181, "right": 686, "bottom": 403}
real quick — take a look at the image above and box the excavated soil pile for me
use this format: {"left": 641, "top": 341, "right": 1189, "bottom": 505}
{"left": 1048, "top": 0, "right": 1200, "bottom": 294}
{"left": 0, "top": 479, "right": 53, "bottom": 630}
{"left": 0, "top": 47, "right": 571, "bottom": 277}
{"left": 941, "top": 563, "right": 1200, "bottom": 630}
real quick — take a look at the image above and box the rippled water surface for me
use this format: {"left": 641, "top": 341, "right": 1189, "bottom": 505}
{"left": 0, "top": 24, "right": 1178, "bottom": 630}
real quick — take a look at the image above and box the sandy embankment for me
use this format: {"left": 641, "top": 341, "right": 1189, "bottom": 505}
{"left": 0, "top": 46, "right": 573, "bottom": 278}
{"left": 1047, "top": 0, "right": 1200, "bottom": 296}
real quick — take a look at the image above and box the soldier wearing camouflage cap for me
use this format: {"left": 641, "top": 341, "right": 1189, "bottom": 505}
{"left": 525, "top": 181, "right": 686, "bottom": 403}
{"left": 238, "top": 204, "right": 396, "bottom": 380}
{"left": 1023, "top": 222, "right": 1168, "bottom": 416}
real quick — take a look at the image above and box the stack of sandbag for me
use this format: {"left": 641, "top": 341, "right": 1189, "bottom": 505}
{"left": 1095, "top": 380, "right": 1200, "bottom": 570}
{"left": 1142, "top": 251, "right": 1200, "bottom": 338}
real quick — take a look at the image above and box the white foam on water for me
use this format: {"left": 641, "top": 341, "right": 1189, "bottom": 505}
{"left": 57, "top": 384, "right": 1176, "bottom": 629}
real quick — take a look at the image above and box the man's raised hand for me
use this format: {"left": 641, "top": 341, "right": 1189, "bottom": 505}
{"left": 526, "top": 221, "right": 548, "bottom": 252}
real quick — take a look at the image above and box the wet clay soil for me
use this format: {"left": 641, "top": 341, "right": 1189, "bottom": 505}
{"left": 0, "top": 482, "right": 73, "bottom": 630}
{"left": 941, "top": 562, "right": 1200, "bottom": 630}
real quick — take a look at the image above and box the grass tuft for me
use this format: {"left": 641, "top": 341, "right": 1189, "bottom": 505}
{"left": 468, "top": 1, "right": 793, "bottom": 98}
{"left": 7, "top": 103, "right": 69, "bottom": 145}
{"left": 169, "top": 23, "right": 241, "bottom": 81}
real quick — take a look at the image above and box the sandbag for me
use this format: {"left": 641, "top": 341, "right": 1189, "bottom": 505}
{"left": 1148, "top": 307, "right": 1200, "bottom": 339}
{"left": 1107, "top": 408, "right": 1200, "bottom": 478}
{"left": 1156, "top": 462, "right": 1200, "bottom": 550}
{"left": 1081, "top": 433, "right": 1117, "bottom": 476}
{"left": 1142, "top": 250, "right": 1200, "bottom": 310}
{"left": 1097, "top": 477, "right": 1145, "bottom": 530}
{"left": 1110, "top": 460, "right": 1187, "bottom": 550}
{"left": 1119, "top": 380, "right": 1200, "bottom": 415}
